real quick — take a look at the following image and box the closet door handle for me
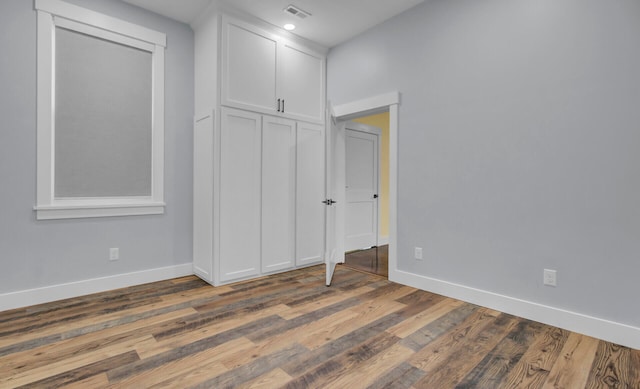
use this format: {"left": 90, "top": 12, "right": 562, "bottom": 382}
{"left": 277, "top": 98, "right": 281, "bottom": 112}
{"left": 282, "top": 99, "right": 285, "bottom": 113}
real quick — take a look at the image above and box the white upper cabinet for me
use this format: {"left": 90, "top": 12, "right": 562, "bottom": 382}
{"left": 221, "top": 15, "right": 325, "bottom": 123}
{"left": 278, "top": 42, "right": 325, "bottom": 123}
{"left": 222, "top": 17, "right": 278, "bottom": 114}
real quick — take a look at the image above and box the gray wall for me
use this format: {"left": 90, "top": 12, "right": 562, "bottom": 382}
{"left": 328, "top": 0, "right": 640, "bottom": 327}
{"left": 0, "top": 0, "right": 194, "bottom": 293}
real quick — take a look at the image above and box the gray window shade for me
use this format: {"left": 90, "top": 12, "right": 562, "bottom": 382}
{"left": 54, "top": 27, "right": 153, "bottom": 198}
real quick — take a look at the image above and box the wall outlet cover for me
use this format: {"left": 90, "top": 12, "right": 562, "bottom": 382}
{"left": 109, "top": 248, "right": 119, "bottom": 261}
{"left": 414, "top": 247, "right": 423, "bottom": 260}
{"left": 543, "top": 268, "right": 557, "bottom": 287}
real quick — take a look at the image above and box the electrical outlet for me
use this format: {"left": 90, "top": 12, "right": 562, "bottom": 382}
{"left": 414, "top": 247, "right": 423, "bottom": 260}
{"left": 109, "top": 248, "right": 119, "bottom": 261}
{"left": 543, "top": 269, "right": 557, "bottom": 287}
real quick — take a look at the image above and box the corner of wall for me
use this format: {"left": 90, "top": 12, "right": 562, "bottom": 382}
{"left": 390, "top": 268, "right": 640, "bottom": 350}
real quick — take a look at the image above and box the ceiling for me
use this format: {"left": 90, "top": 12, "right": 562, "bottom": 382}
{"left": 122, "top": 0, "right": 425, "bottom": 48}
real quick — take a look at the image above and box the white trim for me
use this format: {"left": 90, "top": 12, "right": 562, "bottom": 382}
{"left": 35, "top": 0, "right": 166, "bottom": 46}
{"left": 35, "top": 0, "right": 166, "bottom": 220}
{"left": 378, "top": 236, "right": 389, "bottom": 246}
{"left": 34, "top": 203, "right": 165, "bottom": 219}
{"left": 333, "top": 92, "right": 400, "bottom": 118}
{"left": 36, "top": 10, "right": 54, "bottom": 209}
{"left": 393, "top": 269, "right": 640, "bottom": 350}
{"left": 0, "top": 263, "right": 193, "bottom": 312}
{"left": 54, "top": 17, "right": 155, "bottom": 52}
{"left": 388, "top": 104, "right": 398, "bottom": 282}
{"left": 152, "top": 43, "right": 165, "bottom": 205}
{"left": 344, "top": 121, "right": 382, "bottom": 137}
{"left": 334, "top": 93, "right": 399, "bottom": 284}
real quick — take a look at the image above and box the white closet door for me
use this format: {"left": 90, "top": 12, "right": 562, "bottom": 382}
{"left": 262, "top": 115, "right": 296, "bottom": 273}
{"left": 219, "top": 108, "right": 262, "bottom": 282}
{"left": 221, "top": 16, "right": 277, "bottom": 113}
{"left": 296, "top": 122, "right": 325, "bottom": 266}
{"left": 278, "top": 41, "right": 325, "bottom": 123}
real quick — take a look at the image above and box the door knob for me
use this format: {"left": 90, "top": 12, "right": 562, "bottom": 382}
{"left": 373, "top": 194, "right": 378, "bottom": 199}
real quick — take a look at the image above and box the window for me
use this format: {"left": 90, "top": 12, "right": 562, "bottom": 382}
{"left": 35, "top": 0, "right": 166, "bottom": 219}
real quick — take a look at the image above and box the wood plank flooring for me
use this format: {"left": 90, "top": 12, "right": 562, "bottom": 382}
{"left": 0, "top": 265, "right": 638, "bottom": 388}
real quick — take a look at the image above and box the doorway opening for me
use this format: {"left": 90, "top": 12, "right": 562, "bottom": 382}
{"left": 341, "top": 115, "right": 389, "bottom": 278}
{"left": 325, "top": 91, "right": 398, "bottom": 286}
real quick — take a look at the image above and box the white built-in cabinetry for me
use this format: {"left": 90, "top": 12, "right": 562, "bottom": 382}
{"left": 221, "top": 16, "right": 325, "bottom": 123}
{"left": 193, "top": 11, "right": 327, "bottom": 286}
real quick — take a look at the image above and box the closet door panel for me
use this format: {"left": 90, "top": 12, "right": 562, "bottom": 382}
{"left": 296, "top": 122, "right": 325, "bottom": 266}
{"left": 278, "top": 42, "right": 325, "bottom": 123}
{"left": 262, "top": 115, "right": 296, "bottom": 273}
{"left": 222, "top": 17, "right": 277, "bottom": 113}
{"left": 219, "top": 108, "right": 262, "bottom": 282}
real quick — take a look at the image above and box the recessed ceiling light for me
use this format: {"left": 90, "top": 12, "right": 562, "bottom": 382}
{"left": 284, "top": 23, "right": 296, "bottom": 31}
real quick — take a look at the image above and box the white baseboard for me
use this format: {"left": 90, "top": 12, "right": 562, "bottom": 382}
{"left": 0, "top": 263, "right": 194, "bottom": 312}
{"left": 390, "top": 268, "right": 640, "bottom": 350}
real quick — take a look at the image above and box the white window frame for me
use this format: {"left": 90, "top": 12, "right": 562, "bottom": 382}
{"left": 34, "top": 0, "right": 166, "bottom": 220}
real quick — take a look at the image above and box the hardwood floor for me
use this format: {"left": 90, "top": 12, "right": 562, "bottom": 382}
{"left": 1, "top": 265, "right": 638, "bottom": 388}
{"left": 344, "top": 245, "right": 389, "bottom": 278}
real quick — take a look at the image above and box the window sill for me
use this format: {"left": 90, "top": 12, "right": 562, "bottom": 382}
{"left": 34, "top": 202, "right": 166, "bottom": 220}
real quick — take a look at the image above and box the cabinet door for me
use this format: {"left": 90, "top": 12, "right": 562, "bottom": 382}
{"left": 296, "top": 122, "right": 325, "bottom": 266}
{"left": 262, "top": 115, "right": 296, "bottom": 273}
{"left": 221, "top": 17, "right": 278, "bottom": 114}
{"left": 219, "top": 108, "right": 262, "bottom": 282}
{"left": 278, "top": 41, "right": 325, "bottom": 123}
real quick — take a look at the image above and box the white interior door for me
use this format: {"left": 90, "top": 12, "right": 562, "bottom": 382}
{"left": 325, "top": 105, "right": 345, "bottom": 286}
{"left": 344, "top": 125, "right": 380, "bottom": 251}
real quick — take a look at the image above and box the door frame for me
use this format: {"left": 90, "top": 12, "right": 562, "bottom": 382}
{"left": 343, "top": 122, "right": 382, "bottom": 251}
{"left": 333, "top": 91, "right": 399, "bottom": 282}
